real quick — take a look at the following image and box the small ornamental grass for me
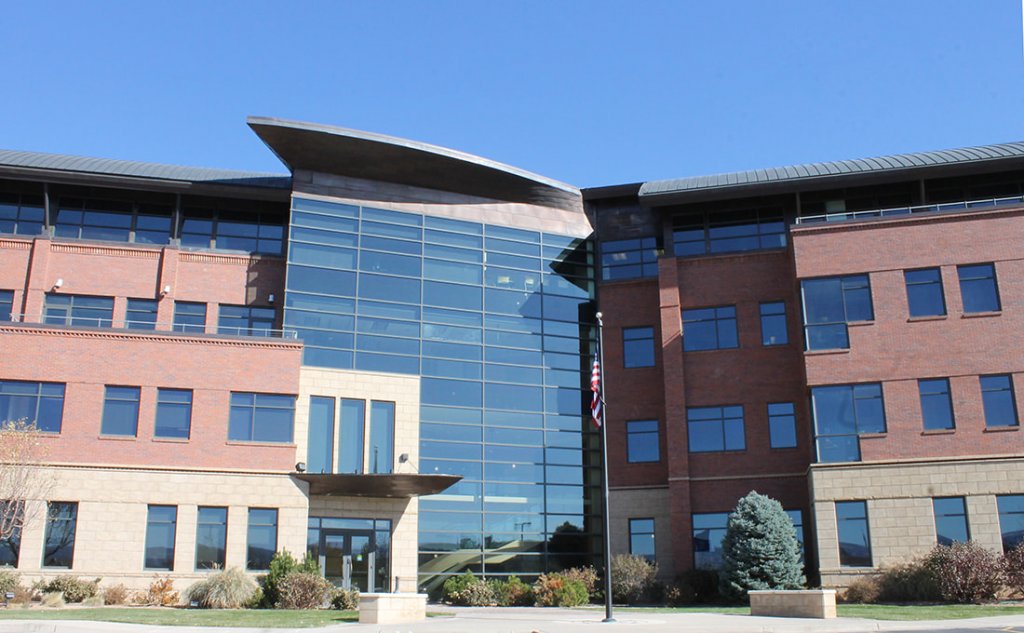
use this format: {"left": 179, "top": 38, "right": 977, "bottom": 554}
{"left": 186, "top": 567, "right": 259, "bottom": 609}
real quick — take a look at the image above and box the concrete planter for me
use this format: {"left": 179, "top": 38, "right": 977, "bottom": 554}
{"left": 748, "top": 589, "right": 837, "bottom": 619}
{"left": 358, "top": 592, "right": 428, "bottom": 624}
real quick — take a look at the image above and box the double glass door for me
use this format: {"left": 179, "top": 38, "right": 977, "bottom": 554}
{"left": 321, "top": 529, "right": 376, "bottom": 592}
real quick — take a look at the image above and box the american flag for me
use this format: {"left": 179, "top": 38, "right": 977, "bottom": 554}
{"left": 590, "top": 353, "right": 602, "bottom": 427}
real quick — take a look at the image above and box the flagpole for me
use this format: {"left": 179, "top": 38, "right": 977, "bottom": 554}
{"left": 596, "top": 311, "right": 615, "bottom": 623}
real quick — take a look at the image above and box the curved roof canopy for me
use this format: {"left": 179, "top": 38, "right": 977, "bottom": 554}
{"left": 248, "top": 117, "right": 581, "bottom": 211}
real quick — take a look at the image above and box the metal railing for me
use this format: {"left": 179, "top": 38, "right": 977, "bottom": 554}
{"left": 796, "top": 194, "right": 1024, "bottom": 224}
{"left": 3, "top": 313, "right": 298, "bottom": 340}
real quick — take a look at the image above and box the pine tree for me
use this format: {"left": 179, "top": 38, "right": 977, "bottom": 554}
{"left": 719, "top": 491, "right": 805, "bottom": 601}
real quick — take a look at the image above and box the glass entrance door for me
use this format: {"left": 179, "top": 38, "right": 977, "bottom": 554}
{"left": 320, "top": 529, "right": 376, "bottom": 592}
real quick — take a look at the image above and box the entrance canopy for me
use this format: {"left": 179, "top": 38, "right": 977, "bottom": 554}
{"left": 293, "top": 473, "right": 461, "bottom": 498}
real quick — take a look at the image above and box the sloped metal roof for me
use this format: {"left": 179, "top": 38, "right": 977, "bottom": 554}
{"left": 639, "top": 141, "right": 1024, "bottom": 202}
{"left": 0, "top": 149, "right": 291, "bottom": 189}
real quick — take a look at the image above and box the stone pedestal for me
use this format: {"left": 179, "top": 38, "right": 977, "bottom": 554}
{"left": 358, "top": 592, "right": 428, "bottom": 624}
{"left": 748, "top": 589, "right": 837, "bottom": 619}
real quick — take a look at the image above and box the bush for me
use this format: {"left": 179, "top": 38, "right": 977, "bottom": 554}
{"left": 42, "top": 576, "right": 100, "bottom": 603}
{"left": 0, "top": 570, "right": 20, "bottom": 594}
{"left": 1003, "top": 542, "right": 1024, "bottom": 597}
{"left": 533, "top": 573, "right": 589, "bottom": 607}
{"left": 144, "top": 575, "right": 179, "bottom": 606}
{"left": 610, "top": 554, "right": 658, "bottom": 604}
{"left": 840, "top": 574, "right": 881, "bottom": 604}
{"left": 925, "top": 542, "right": 1003, "bottom": 604}
{"left": 719, "top": 491, "right": 804, "bottom": 602}
{"left": 561, "top": 566, "right": 599, "bottom": 597}
{"left": 459, "top": 580, "right": 497, "bottom": 606}
{"left": 668, "top": 569, "right": 721, "bottom": 605}
{"left": 276, "top": 571, "right": 332, "bottom": 609}
{"left": 331, "top": 587, "right": 359, "bottom": 610}
{"left": 102, "top": 583, "right": 130, "bottom": 606}
{"left": 259, "top": 549, "right": 320, "bottom": 608}
{"left": 877, "top": 559, "right": 941, "bottom": 602}
{"left": 187, "top": 567, "right": 259, "bottom": 609}
{"left": 40, "top": 592, "right": 64, "bottom": 608}
{"left": 489, "top": 575, "right": 533, "bottom": 606}
{"left": 442, "top": 571, "right": 481, "bottom": 605}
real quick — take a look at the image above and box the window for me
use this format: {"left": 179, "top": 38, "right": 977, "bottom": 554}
{"left": 600, "top": 237, "right": 659, "bottom": 281}
{"left": 687, "top": 405, "right": 745, "bottom": 453}
{"left": 933, "top": 497, "right": 969, "bottom": 546}
{"left": 368, "top": 401, "right": 395, "bottom": 474}
{"left": 125, "top": 299, "right": 158, "bottom": 330}
{"left": 155, "top": 389, "right": 192, "bottom": 439}
{"left": 0, "top": 290, "right": 13, "bottom": 321}
{"left": 919, "top": 379, "right": 954, "bottom": 430}
{"left": 0, "top": 501, "right": 23, "bottom": 567}
{"left": 0, "top": 192, "right": 44, "bottom": 236}
{"left": 836, "top": 501, "right": 871, "bottom": 567}
{"left": 786, "top": 509, "right": 805, "bottom": 561}
{"left": 811, "top": 383, "right": 885, "bottom": 463}
{"left": 307, "top": 397, "right": 335, "bottom": 474}
{"left": 0, "top": 381, "right": 65, "bottom": 433}
{"left": 218, "top": 305, "right": 276, "bottom": 337}
{"left": 958, "top": 263, "right": 1000, "bottom": 313}
{"left": 101, "top": 386, "right": 140, "bottom": 436}
{"left": 768, "top": 402, "right": 797, "bottom": 448}
{"left": 801, "top": 274, "right": 873, "bottom": 350}
{"left": 339, "top": 399, "right": 365, "bottom": 474}
{"left": 229, "top": 393, "right": 295, "bottom": 443}
{"left": 173, "top": 302, "right": 207, "bottom": 333}
{"left": 43, "top": 294, "right": 114, "bottom": 328}
{"left": 692, "top": 512, "right": 729, "bottom": 569}
{"left": 629, "top": 518, "right": 656, "bottom": 562}
{"left": 623, "top": 327, "right": 655, "bottom": 368}
{"left": 682, "top": 306, "right": 738, "bottom": 351}
{"left": 998, "top": 495, "right": 1024, "bottom": 552}
{"left": 180, "top": 207, "right": 285, "bottom": 255}
{"left": 196, "top": 507, "right": 227, "bottom": 570}
{"left": 626, "top": 420, "right": 660, "bottom": 462}
{"left": 43, "top": 502, "right": 77, "bottom": 568}
{"left": 247, "top": 508, "right": 278, "bottom": 570}
{"left": 672, "top": 208, "right": 787, "bottom": 257}
{"left": 144, "top": 505, "right": 177, "bottom": 570}
{"left": 53, "top": 198, "right": 173, "bottom": 245}
{"left": 760, "top": 302, "right": 788, "bottom": 346}
{"left": 981, "top": 375, "right": 1018, "bottom": 427}
{"left": 905, "top": 268, "right": 946, "bottom": 317}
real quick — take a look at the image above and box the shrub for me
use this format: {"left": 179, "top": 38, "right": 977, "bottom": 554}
{"left": 11, "top": 585, "right": 36, "bottom": 605}
{"left": 610, "top": 554, "right": 658, "bottom": 604}
{"left": 668, "top": 569, "right": 720, "bottom": 605}
{"left": 259, "top": 549, "right": 320, "bottom": 608}
{"left": 877, "top": 559, "right": 941, "bottom": 602}
{"left": 102, "top": 583, "right": 130, "bottom": 606}
{"left": 925, "top": 542, "right": 1003, "bottom": 604}
{"left": 276, "top": 571, "right": 332, "bottom": 609}
{"left": 1003, "top": 542, "right": 1024, "bottom": 597}
{"left": 331, "top": 587, "right": 359, "bottom": 610}
{"left": 243, "top": 586, "right": 264, "bottom": 609}
{"left": 145, "top": 575, "right": 179, "bottom": 606}
{"left": 186, "top": 567, "right": 258, "bottom": 609}
{"left": 0, "top": 570, "right": 20, "bottom": 594}
{"left": 442, "top": 571, "right": 481, "bottom": 605}
{"left": 840, "top": 574, "right": 881, "bottom": 604}
{"left": 41, "top": 592, "right": 65, "bottom": 607}
{"left": 458, "top": 580, "right": 497, "bottom": 606}
{"left": 719, "top": 491, "right": 804, "bottom": 602}
{"left": 489, "top": 575, "right": 533, "bottom": 606}
{"left": 43, "top": 576, "right": 100, "bottom": 603}
{"left": 533, "top": 573, "right": 589, "bottom": 607}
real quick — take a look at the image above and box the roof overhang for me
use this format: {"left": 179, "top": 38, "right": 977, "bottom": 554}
{"left": 247, "top": 117, "right": 582, "bottom": 211}
{"left": 292, "top": 472, "right": 462, "bottom": 498}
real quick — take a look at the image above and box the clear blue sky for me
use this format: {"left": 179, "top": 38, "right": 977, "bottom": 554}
{"left": 3, "top": 0, "right": 1023, "bottom": 188}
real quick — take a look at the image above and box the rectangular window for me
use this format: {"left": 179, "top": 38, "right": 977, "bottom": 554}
{"left": 692, "top": 512, "right": 729, "bottom": 569}
{"left": 905, "top": 268, "right": 946, "bottom": 317}
{"left": 760, "top": 301, "right": 788, "bottom": 346}
{"left": 125, "top": 299, "right": 158, "bottom": 330}
{"left": 218, "top": 305, "right": 276, "bottom": 337}
{"left": 958, "top": 263, "right": 1000, "bottom": 313}
{"left": 55, "top": 197, "right": 133, "bottom": 242}
{"left": 368, "top": 401, "right": 395, "bottom": 474}
{"left": 0, "top": 290, "right": 13, "bottom": 321}
{"left": 173, "top": 301, "right": 207, "bottom": 333}
{"left": 247, "top": 508, "right": 278, "bottom": 571}
{"left": 981, "top": 375, "right": 1018, "bottom": 428}
{"left": 801, "top": 274, "right": 873, "bottom": 350}
{"left": 629, "top": 518, "right": 656, "bottom": 562}
{"left": 0, "top": 380, "right": 65, "bottom": 433}
{"left": 101, "top": 386, "right": 140, "bottom": 436}
{"left": 600, "top": 237, "right": 659, "bottom": 281}
{"left": 229, "top": 393, "right": 295, "bottom": 443}
{"left": 626, "top": 420, "right": 660, "bottom": 462}
{"left": 919, "top": 378, "right": 954, "bottom": 430}
{"left": 196, "top": 506, "right": 227, "bottom": 570}
{"left": 687, "top": 405, "right": 745, "bottom": 453}
{"left": 623, "top": 327, "right": 655, "bottom": 368}
{"left": 155, "top": 389, "right": 192, "bottom": 439}
{"left": 144, "top": 505, "right": 177, "bottom": 570}
{"left": 998, "top": 495, "right": 1024, "bottom": 552}
{"left": 836, "top": 501, "right": 871, "bottom": 567}
{"left": 673, "top": 210, "right": 787, "bottom": 257}
{"left": 339, "top": 399, "right": 365, "bottom": 474}
{"left": 43, "top": 294, "right": 114, "bottom": 328}
{"left": 0, "top": 192, "right": 44, "bottom": 236}
{"left": 768, "top": 402, "right": 797, "bottom": 448}
{"left": 42, "top": 502, "right": 77, "bottom": 568}
{"left": 786, "top": 509, "right": 805, "bottom": 562}
{"left": 0, "top": 501, "right": 23, "bottom": 567}
{"left": 933, "top": 497, "right": 969, "bottom": 546}
{"left": 682, "top": 306, "right": 738, "bottom": 351}
{"left": 307, "top": 396, "right": 335, "bottom": 474}
{"left": 812, "top": 383, "right": 885, "bottom": 463}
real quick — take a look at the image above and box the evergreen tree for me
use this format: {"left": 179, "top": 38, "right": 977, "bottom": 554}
{"left": 719, "top": 491, "right": 805, "bottom": 601}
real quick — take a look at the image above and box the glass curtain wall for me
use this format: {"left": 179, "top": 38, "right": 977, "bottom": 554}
{"left": 283, "top": 197, "right": 600, "bottom": 594}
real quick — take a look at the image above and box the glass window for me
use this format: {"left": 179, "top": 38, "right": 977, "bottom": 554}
{"left": 0, "top": 193, "right": 44, "bottom": 236}
{"left": 307, "top": 396, "right": 335, "bottom": 474}
{"left": 760, "top": 302, "right": 788, "bottom": 346}
{"left": 229, "top": 393, "right": 295, "bottom": 443}
{"left": 905, "top": 268, "right": 946, "bottom": 317}
{"left": 43, "top": 294, "right": 114, "bottom": 328}
{"left": 369, "top": 401, "right": 395, "bottom": 474}
{"left": 786, "top": 509, "right": 805, "bottom": 562}
{"left": 218, "top": 305, "right": 276, "bottom": 337}
{"left": 692, "top": 512, "right": 729, "bottom": 569}
{"left": 144, "top": 505, "right": 177, "bottom": 570}
{"left": 0, "top": 290, "right": 13, "bottom": 321}
{"left": 812, "top": 383, "right": 885, "bottom": 463}
{"left": 919, "top": 378, "right": 954, "bottom": 430}
{"left": 173, "top": 302, "right": 207, "bottom": 333}
{"left": 629, "top": 518, "right": 656, "bottom": 562}
{"left": 626, "top": 420, "right": 659, "bottom": 463}
{"left": 623, "top": 327, "right": 655, "bottom": 368}
{"left": 0, "top": 501, "right": 22, "bottom": 567}
{"left": 601, "top": 237, "right": 659, "bottom": 281}
{"left": 998, "top": 495, "right": 1024, "bottom": 552}
{"left": 682, "top": 306, "right": 738, "bottom": 351}
{"left": 247, "top": 508, "right": 278, "bottom": 570}
{"left": 768, "top": 402, "right": 797, "bottom": 448}
{"left": 196, "top": 507, "right": 227, "bottom": 570}
{"left": 958, "top": 263, "right": 1000, "bottom": 313}
{"left": 155, "top": 389, "right": 192, "bottom": 439}
{"left": 0, "top": 380, "right": 65, "bottom": 433}
{"left": 43, "top": 502, "right": 77, "bottom": 568}
{"left": 933, "top": 497, "right": 969, "bottom": 546}
{"left": 801, "top": 274, "right": 873, "bottom": 350}
{"left": 981, "top": 375, "right": 1018, "bottom": 428}
{"left": 54, "top": 198, "right": 133, "bottom": 242}
{"left": 836, "top": 501, "right": 871, "bottom": 567}
{"left": 125, "top": 299, "right": 158, "bottom": 330}
{"left": 339, "top": 399, "right": 365, "bottom": 474}
{"left": 101, "top": 386, "right": 140, "bottom": 436}
{"left": 687, "top": 405, "right": 745, "bottom": 452}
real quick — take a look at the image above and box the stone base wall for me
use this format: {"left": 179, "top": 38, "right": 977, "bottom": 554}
{"left": 608, "top": 486, "right": 673, "bottom": 580}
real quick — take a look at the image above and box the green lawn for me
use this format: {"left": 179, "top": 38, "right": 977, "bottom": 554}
{"left": 607, "top": 603, "right": 1024, "bottom": 620}
{"left": 0, "top": 607, "right": 359, "bottom": 628}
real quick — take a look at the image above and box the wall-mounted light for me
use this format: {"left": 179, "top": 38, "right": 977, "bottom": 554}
{"left": 160, "top": 285, "right": 171, "bottom": 297}
{"left": 268, "top": 293, "right": 276, "bottom": 304}
{"left": 399, "top": 453, "right": 409, "bottom": 463}
{"left": 295, "top": 462, "right": 307, "bottom": 473}
{"left": 52, "top": 278, "right": 64, "bottom": 290}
